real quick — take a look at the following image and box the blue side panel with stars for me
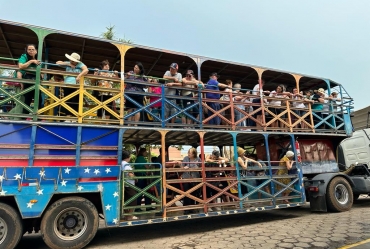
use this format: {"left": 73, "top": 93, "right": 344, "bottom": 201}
{"left": 0, "top": 166, "right": 121, "bottom": 226}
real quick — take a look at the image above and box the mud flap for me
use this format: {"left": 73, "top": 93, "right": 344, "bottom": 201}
{"left": 309, "top": 194, "right": 327, "bottom": 212}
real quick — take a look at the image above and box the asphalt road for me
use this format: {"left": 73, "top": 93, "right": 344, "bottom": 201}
{"left": 16, "top": 197, "right": 370, "bottom": 249}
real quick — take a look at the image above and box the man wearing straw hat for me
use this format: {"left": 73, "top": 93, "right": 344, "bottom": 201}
{"left": 56, "top": 53, "right": 88, "bottom": 117}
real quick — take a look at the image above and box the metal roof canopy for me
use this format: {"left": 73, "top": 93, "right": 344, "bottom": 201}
{"left": 0, "top": 20, "right": 342, "bottom": 92}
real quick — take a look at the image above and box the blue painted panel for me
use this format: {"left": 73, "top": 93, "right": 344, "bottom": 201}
{"left": 81, "top": 127, "right": 119, "bottom": 146}
{"left": 35, "top": 125, "right": 78, "bottom": 145}
{"left": 0, "top": 149, "right": 29, "bottom": 155}
{"left": 34, "top": 149, "right": 77, "bottom": 156}
{"left": 0, "top": 123, "right": 32, "bottom": 144}
{"left": 80, "top": 150, "right": 117, "bottom": 156}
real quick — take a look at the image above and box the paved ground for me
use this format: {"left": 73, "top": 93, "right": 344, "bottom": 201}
{"left": 16, "top": 197, "right": 370, "bottom": 249}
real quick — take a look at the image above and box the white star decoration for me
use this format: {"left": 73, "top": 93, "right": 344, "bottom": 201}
{"left": 27, "top": 202, "right": 34, "bottom": 208}
{"left": 64, "top": 168, "right": 71, "bottom": 174}
{"left": 0, "top": 190, "right": 7, "bottom": 196}
{"left": 0, "top": 175, "right": 4, "bottom": 182}
{"left": 113, "top": 218, "right": 118, "bottom": 224}
{"left": 97, "top": 184, "right": 103, "bottom": 192}
{"left": 37, "top": 189, "right": 43, "bottom": 195}
{"left": 84, "top": 168, "right": 90, "bottom": 174}
{"left": 14, "top": 173, "right": 21, "bottom": 180}
{"left": 77, "top": 186, "right": 84, "bottom": 191}
{"left": 105, "top": 168, "right": 111, "bottom": 174}
{"left": 61, "top": 180, "right": 67, "bottom": 186}
{"left": 39, "top": 170, "right": 46, "bottom": 177}
{"left": 105, "top": 204, "right": 112, "bottom": 211}
{"left": 94, "top": 169, "right": 100, "bottom": 175}
{"left": 113, "top": 192, "right": 119, "bottom": 198}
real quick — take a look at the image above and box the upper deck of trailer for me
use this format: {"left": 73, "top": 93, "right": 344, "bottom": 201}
{"left": 0, "top": 19, "right": 354, "bottom": 136}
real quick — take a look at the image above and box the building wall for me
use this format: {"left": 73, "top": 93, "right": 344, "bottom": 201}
{"left": 352, "top": 106, "right": 370, "bottom": 130}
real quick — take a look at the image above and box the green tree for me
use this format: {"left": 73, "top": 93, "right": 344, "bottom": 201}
{"left": 101, "top": 25, "right": 133, "bottom": 43}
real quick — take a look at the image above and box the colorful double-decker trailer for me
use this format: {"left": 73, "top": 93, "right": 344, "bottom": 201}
{"left": 0, "top": 19, "right": 364, "bottom": 249}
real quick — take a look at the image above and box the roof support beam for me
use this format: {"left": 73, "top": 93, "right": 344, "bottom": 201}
{"left": 217, "top": 64, "right": 229, "bottom": 74}
{"left": 146, "top": 52, "right": 163, "bottom": 75}
{"left": 0, "top": 24, "right": 14, "bottom": 63}
{"left": 182, "top": 62, "right": 195, "bottom": 75}
{"left": 112, "top": 53, "right": 121, "bottom": 71}
{"left": 237, "top": 71, "right": 256, "bottom": 83}
{"left": 266, "top": 74, "right": 283, "bottom": 84}
{"left": 81, "top": 39, "right": 86, "bottom": 60}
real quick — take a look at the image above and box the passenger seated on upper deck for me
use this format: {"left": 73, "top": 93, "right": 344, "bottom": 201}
{"left": 17, "top": 44, "right": 44, "bottom": 114}
{"left": 291, "top": 88, "right": 309, "bottom": 129}
{"left": 250, "top": 80, "right": 270, "bottom": 130}
{"left": 268, "top": 85, "right": 291, "bottom": 130}
{"left": 220, "top": 79, "right": 233, "bottom": 126}
{"left": 56, "top": 53, "right": 88, "bottom": 118}
{"left": 204, "top": 73, "right": 231, "bottom": 126}
{"left": 92, "top": 60, "right": 119, "bottom": 121}
{"left": 181, "top": 70, "right": 202, "bottom": 127}
{"left": 125, "top": 62, "right": 147, "bottom": 124}
{"left": 148, "top": 78, "right": 162, "bottom": 119}
{"left": 233, "top": 83, "right": 253, "bottom": 128}
{"left": 163, "top": 63, "right": 182, "bottom": 125}
{"left": 311, "top": 88, "right": 325, "bottom": 126}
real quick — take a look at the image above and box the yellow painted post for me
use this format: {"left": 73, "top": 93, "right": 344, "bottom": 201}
{"left": 111, "top": 43, "right": 134, "bottom": 125}
{"left": 252, "top": 67, "right": 266, "bottom": 131}
{"left": 78, "top": 76, "right": 84, "bottom": 123}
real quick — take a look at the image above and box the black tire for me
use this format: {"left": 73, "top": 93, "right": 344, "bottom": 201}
{"left": 40, "top": 197, "right": 99, "bottom": 249}
{"left": 0, "top": 202, "right": 23, "bottom": 249}
{"left": 326, "top": 177, "right": 353, "bottom": 212}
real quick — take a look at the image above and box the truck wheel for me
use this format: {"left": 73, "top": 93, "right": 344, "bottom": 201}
{"left": 0, "top": 202, "right": 23, "bottom": 249}
{"left": 326, "top": 177, "right": 353, "bottom": 212}
{"left": 40, "top": 197, "right": 99, "bottom": 249}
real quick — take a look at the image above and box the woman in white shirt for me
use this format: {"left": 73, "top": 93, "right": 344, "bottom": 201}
{"left": 268, "top": 85, "right": 290, "bottom": 130}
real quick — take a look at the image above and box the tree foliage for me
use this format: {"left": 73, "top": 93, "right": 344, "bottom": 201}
{"left": 100, "top": 25, "right": 133, "bottom": 44}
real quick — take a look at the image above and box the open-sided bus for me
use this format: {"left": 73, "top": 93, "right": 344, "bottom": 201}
{"left": 0, "top": 19, "right": 357, "bottom": 249}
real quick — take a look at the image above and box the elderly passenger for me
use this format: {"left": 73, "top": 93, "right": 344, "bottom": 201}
{"left": 277, "top": 151, "right": 295, "bottom": 204}
{"left": 56, "top": 53, "right": 88, "bottom": 118}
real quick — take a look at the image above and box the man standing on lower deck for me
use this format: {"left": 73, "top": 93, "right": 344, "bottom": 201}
{"left": 205, "top": 73, "right": 230, "bottom": 125}
{"left": 163, "top": 63, "right": 182, "bottom": 124}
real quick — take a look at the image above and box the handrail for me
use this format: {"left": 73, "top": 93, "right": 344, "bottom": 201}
{"left": 0, "top": 57, "right": 353, "bottom": 134}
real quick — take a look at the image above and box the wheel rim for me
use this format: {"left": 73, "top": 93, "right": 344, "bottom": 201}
{"left": 0, "top": 217, "right": 8, "bottom": 244}
{"left": 54, "top": 207, "right": 88, "bottom": 241}
{"left": 335, "top": 183, "right": 349, "bottom": 205}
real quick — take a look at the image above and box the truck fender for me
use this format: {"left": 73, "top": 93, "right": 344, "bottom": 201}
{"left": 310, "top": 173, "right": 354, "bottom": 196}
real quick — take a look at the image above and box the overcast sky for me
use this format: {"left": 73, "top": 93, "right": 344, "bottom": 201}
{"left": 2, "top": 0, "right": 369, "bottom": 110}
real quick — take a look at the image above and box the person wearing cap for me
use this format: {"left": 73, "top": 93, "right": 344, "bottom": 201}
{"left": 56, "top": 53, "right": 88, "bottom": 117}
{"left": 181, "top": 70, "right": 203, "bottom": 126}
{"left": 277, "top": 151, "right": 295, "bottom": 204}
{"left": 163, "top": 63, "right": 182, "bottom": 124}
{"left": 205, "top": 73, "right": 231, "bottom": 125}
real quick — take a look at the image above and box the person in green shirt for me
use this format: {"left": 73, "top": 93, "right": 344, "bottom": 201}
{"left": 17, "top": 44, "right": 43, "bottom": 115}
{"left": 134, "top": 148, "right": 152, "bottom": 210}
